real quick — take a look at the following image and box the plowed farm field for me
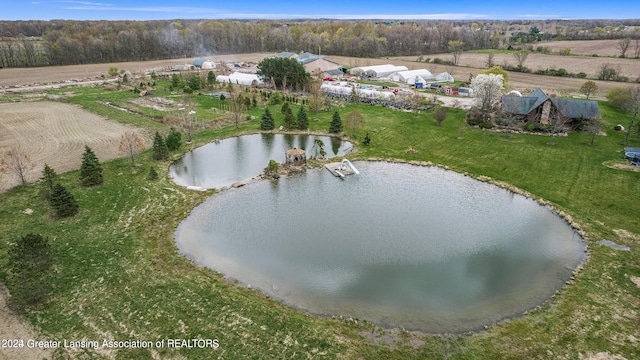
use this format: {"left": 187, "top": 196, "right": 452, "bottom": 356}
{"left": 0, "top": 101, "right": 150, "bottom": 192}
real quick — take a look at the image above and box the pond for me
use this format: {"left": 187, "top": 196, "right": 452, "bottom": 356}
{"left": 175, "top": 161, "right": 586, "bottom": 333}
{"left": 170, "top": 133, "right": 353, "bottom": 189}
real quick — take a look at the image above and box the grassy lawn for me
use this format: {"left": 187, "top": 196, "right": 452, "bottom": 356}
{"left": 1, "top": 87, "right": 639, "bottom": 359}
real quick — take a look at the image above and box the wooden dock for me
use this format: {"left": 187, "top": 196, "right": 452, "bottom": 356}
{"left": 324, "top": 162, "right": 356, "bottom": 178}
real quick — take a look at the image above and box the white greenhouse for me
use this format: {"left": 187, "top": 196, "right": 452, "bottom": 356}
{"left": 217, "top": 72, "right": 263, "bottom": 86}
{"left": 390, "top": 69, "right": 433, "bottom": 84}
{"left": 434, "top": 72, "right": 455, "bottom": 83}
{"left": 350, "top": 64, "right": 408, "bottom": 78}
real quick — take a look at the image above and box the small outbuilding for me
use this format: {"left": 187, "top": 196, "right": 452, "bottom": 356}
{"left": 193, "top": 58, "right": 215, "bottom": 69}
{"left": 285, "top": 148, "right": 306, "bottom": 165}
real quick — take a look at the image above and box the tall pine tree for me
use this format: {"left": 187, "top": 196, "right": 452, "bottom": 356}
{"left": 50, "top": 183, "right": 79, "bottom": 217}
{"left": 260, "top": 108, "right": 275, "bottom": 130}
{"left": 297, "top": 106, "right": 309, "bottom": 130}
{"left": 40, "top": 163, "right": 58, "bottom": 200}
{"left": 165, "top": 127, "right": 182, "bottom": 151}
{"left": 79, "top": 146, "right": 103, "bottom": 186}
{"left": 329, "top": 111, "right": 343, "bottom": 133}
{"left": 152, "top": 131, "right": 169, "bottom": 160}
{"left": 283, "top": 106, "right": 296, "bottom": 130}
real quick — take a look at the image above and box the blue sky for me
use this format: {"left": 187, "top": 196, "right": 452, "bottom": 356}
{"left": 2, "top": 0, "right": 639, "bottom": 21}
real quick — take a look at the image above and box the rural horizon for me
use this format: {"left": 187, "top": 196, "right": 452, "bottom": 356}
{"left": 3, "top": 0, "right": 640, "bottom": 21}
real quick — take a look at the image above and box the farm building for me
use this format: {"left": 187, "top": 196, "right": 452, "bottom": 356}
{"left": 274, "top": 51, "right": 298, "bottom": 59}
{"left": 434, "top": 72, "right": 454, "bottom": 82}
{"left": 295, "top": 52, "right": 342, "bottom": 75}
{"left": 390, "top": 69, "right": 432, "bottom": 84}
{"left": 193, "top": 59, "right": 215, "bottom": 69}
{"left": 350, "top": 64, "right": 409, "bottom": 78}
{"left": 216, "top": 72, "right": 263, "bottom": 86}
{"left": 501, "top": 88, "right": 601, "bottom": 125}
{"left": 321, "top": 81, "right": 395, "bottom": 100}
{"left": 273, "top": 51, "right": 342, "bottom": 75}
{"left": 172, "top": 64, "right": 196, "bottom": 71}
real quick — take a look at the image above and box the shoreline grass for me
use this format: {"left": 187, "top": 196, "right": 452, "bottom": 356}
{"left": 1, "top": 88, "right": 639, "bottom": 359}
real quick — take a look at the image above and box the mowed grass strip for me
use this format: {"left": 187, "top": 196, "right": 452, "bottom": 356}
{"left": 0, "top": 88, "right": 639, "bottom": 359}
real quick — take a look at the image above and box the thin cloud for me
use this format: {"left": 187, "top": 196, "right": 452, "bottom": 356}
{"left": 61, "top": 0, "right": 114, "bottom": 5}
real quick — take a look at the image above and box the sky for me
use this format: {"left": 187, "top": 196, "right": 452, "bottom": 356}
{"left": 1, "top": 0, "right": 639, "bottom": 21}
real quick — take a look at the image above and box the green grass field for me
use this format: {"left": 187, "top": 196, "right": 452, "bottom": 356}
{"left": 1, "top": 87, "right": 639, "bottom": 359}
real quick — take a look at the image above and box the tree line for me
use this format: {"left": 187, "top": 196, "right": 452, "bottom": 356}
{"left": 1, "top": 18, "right": 640, "bottom": 68}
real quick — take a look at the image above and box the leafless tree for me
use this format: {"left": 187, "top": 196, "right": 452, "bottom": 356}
{"left": 229, "top": 85, "right": 247, "bottom": 129}
{"left": 617, "top": 37, "right": 632, "bottom": 58}
{"left": 546, "top": 107, "right": 571, "bottom": 145}
{"left": 346, "top": 110, "right": 365, "bottom": 136}
{"left": 585, "top": 116, "right": 602, "bottom": 146}
{"left": 433, "top": 107, "right": 448, "bottom": 126}
{"left": 512, "top": 49, "right": 530, "bottom": 70}
{"left": 485, "top": 53, "right": 495, "bottom": 68}
{"left": 306, "top": 80, "right": 325, "bottom": 121}
{"left": 118, "top": 131, "right": 145, "bottom": 166}
{"left": 448, "top": 40, "right": 465, "bottom": 65}
{"left": 0, "top": 147, "right": 33, "bottom": 186}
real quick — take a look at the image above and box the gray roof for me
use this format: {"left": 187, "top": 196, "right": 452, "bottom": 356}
{"left": 274, "top": 52, "right": 296, "bottom": 58}
{"left": 502, "top": 95, "right": 539, "bottom": 115}
{"left": 502, "top": 88, "right": 600, "bottom": 120}
{"left": 552, "top": 98, "right": 601, "bottom": 119}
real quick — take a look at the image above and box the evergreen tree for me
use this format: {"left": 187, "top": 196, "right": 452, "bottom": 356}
{"left": 152, "top": 131, "right": 169, "bottom": 160}
{"left": 283, "top": 106, "right": 296, "bottom": 130}
{"left": 165, "top": 127, "right": 182, "bottom": 151}
{"left": 260, "top": 108, "right": 275, "bottom": 130}
{"left": 281, "top": 101, "right": 290, "bottom": 114}
{"left": 252, "top": 94, "right": 258, "bottom": 108}
{"left": 363, "top": 132, "right": 371, "bottom": 146}
{"left": 79, "top": 145, "right": 103, "bottom": 186}
{"left": 329, "top": 111, "right": 343, "bottom": 133}
{"left": 40, "top": 163, "right": 58, "bottom": 200}
{"left": 147, "top": 166, "right": 159, "bottom": 180}
{"left": 207, "top": 71, "right": 216, "bottom": 88}
{"left": 297, "top": 106, "right": 309, "bottom": 130}
{"left": 50, "top": 183, "right": 79, "bottom": 217}
{"left": 8, "top": 233, "right": 52, "bottom": 308}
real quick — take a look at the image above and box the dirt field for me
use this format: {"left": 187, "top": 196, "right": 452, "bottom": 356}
{"left": 0, "top": 101, "right": 151, "bottom": 192}
{"left": 0, "top": 54, "right": 273, "bottom": 89}
{"left": 537, "top": 39, "right": 638, "bottom": 57}
{"left": 0, "top": 284, "right": 53, "bottom": 360}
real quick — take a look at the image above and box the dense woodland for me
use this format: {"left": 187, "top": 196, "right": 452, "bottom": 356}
{"left": 1, "top": 19, "right": 639, "bottom": 68}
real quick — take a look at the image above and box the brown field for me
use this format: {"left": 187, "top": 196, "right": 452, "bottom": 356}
{"left": 0, "top": 101, "right": 151, "bottom": 192}
{"left": 536, "top": 39, "right": 639, "bottom": 57}
{"left": 0, "top": 53, "right": 273, "bottom": 89}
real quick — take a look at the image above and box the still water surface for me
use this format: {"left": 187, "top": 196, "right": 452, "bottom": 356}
{"left": 170, "top": 133, "right": 353, "bottom": 189}
{"left": 176, "top": 161, "right": 586, "bottom": 332}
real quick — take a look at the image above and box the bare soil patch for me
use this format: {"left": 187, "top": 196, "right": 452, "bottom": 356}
{"left": 0, "top": 53, "right": 274, "bottom": 89}
{"left": 537, "top": 40, "right": 634, "bottom": 57}
{"left": 0, "top": 283, "right": 53, "bottom": 360}
{"left": 0, "top": 101, "right": 151, "bottom": 192}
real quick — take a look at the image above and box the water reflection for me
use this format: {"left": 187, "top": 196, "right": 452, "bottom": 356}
{"left": 170, "top": 133, "right": 353, "bottom": 189}
{"left": 175, "top": 162, "right": 586, "bottom": 332}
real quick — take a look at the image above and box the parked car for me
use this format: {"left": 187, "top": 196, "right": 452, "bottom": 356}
{"left": 458, "top": 87, "right": 473, "bottom": 96}
{"left": 428, "top": 83, "right": 442, "bottom": 91}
